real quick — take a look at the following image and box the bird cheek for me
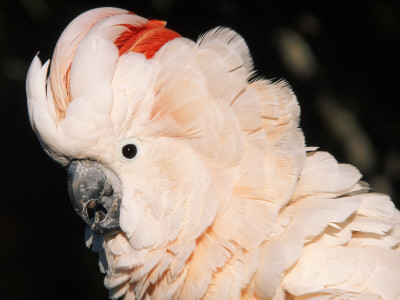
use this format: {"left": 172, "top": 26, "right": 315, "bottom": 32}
{"left": 118, "top": 185, "right": 141, "bottom": 240}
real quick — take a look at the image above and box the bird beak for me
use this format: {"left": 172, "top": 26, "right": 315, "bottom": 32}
{"left": 67, "top": 160, "right": 122, "bottom": 235}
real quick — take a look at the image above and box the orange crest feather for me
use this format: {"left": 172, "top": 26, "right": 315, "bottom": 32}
{"left": 115, "top": 19, "right": 181, "bottom": 58}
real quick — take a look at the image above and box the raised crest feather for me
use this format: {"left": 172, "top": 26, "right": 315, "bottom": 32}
{"left": 115, "top": 22, "right": 181, "bottom": 58}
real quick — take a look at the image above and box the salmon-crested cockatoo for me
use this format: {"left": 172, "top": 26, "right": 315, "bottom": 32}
{"left": 27, "top": 7, "right": 400, "bottom": 300}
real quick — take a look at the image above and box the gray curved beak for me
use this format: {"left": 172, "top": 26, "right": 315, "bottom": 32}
{"left": 67, "top": 160, "right": 122, "bottom": 235}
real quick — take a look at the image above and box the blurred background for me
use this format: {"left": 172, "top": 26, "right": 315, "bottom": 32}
{"left": 1, "top": 0, "right": 399, "bottom": 299}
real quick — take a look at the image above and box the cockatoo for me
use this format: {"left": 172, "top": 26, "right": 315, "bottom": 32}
{"left": 27, "top": 7, "right": 400, "bottom": 300}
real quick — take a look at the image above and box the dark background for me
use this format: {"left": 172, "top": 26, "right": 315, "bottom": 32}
{"left": 1, "top": 0, "right": 399, "bottom": 299}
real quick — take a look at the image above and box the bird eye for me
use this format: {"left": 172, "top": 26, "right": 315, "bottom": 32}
{"left": 117, "top": 138, "right": 140, "bottom": 161}
{"left": 122, "top": 144, "right": 137, "bottom": 159}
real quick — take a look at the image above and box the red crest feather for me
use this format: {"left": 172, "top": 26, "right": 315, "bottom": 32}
{"left": 115, "top": 19, "right": 181, "bottom": 59}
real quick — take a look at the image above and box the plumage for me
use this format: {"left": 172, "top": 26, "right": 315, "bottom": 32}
{"left": 27, "top": 7, "right": 400, "bottom": 300}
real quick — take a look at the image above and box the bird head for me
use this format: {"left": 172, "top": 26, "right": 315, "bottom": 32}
{"left": 26, "top": 7, "right": 255, "bottom": 250}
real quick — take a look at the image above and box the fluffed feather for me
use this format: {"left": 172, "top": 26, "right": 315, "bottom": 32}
{"left": 27, "top": 7, "right": 400, "bottom": 300}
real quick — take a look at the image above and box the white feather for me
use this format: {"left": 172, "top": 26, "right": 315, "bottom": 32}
{"left": 293, "top": 151, "right": 362, "bottom": 199}
{"left": 27, "top": 57, "right": 62, "bottom": 159}
{"left": 198, "top": 27, "right": 253, "bottom": 75}
{"left": 254, "top": 240, "right": 286, "bottom": 298}
{"left": 49, "top": 7, "right": 128, "bottom": 114}
{"left": 69, "top": 36, "right": 119, "bottom": 100}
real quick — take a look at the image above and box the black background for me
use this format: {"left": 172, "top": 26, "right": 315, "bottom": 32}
{"left": 1, "top": 0, "right": 399, "bottom": 299}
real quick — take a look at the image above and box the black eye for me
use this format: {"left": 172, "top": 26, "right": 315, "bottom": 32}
{"left": 122, "top": 144, "right": 137, "bottom": 159}
{"left": 117, "top": 137, "right": 140, "bottom": 161}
